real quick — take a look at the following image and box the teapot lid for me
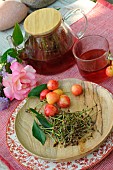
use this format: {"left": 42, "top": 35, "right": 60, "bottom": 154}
{"left": 24, "top": 8, "right": 62, "bottom": 36}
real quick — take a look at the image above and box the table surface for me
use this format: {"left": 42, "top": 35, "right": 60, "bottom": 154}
{"left": 2, "top": 0, "right": 113, "bottom": 170}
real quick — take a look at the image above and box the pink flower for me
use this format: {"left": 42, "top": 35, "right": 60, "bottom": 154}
{"left": 2, "top": 62, "right": 37, "bottom": 100}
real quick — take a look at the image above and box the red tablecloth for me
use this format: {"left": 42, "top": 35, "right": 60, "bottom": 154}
{"left": 1, "top": 0, "right": 113, "bottom": 169}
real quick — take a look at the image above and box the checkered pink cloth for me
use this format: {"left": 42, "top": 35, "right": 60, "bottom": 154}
{"left": 0, "top": 155, "right": 14, "bottom": 170}
{"left": 1, "top": 0, "right": 113, "bottom": 169}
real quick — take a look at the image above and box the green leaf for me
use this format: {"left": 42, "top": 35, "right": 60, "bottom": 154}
{"left": 0, "top": 49, "right": 9, "bottom": 63}
{"left": 5, "top": 63, "right": 12, "bottom": 73}
{"left": 30, "top": 108, "right": 53, "bottom": 128}
{"left": 12, "top": 23, "right": 24, "bottom": 46}
{"left": 0, "top": 48, "right": 17, "bottom": 63}
{"left": 8, "top": 48, "right": 18, "bottom": 58}
{"left": 28, "top": 84, "right": 47, "bottom": 97}
{"left": 0, "top": 76, "right": 2, "bottom": 83}
{"left": 0, "top": 48, "right": 22, "bottom": 64}
{"left": 32, "top": 120, "right": 46, "bottom": 145}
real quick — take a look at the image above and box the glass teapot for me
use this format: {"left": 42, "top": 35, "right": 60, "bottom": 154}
{"left": 20, "top": 8, "right": 87, "bottom": 75}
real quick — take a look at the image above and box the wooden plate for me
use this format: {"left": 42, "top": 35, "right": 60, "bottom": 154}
{"left": 14, "top": 78, "right": 113, "bottom": 161}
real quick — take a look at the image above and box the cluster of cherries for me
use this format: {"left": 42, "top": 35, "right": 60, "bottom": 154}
{"left": 39, "top": 80, "right": 83, "bottom": 117}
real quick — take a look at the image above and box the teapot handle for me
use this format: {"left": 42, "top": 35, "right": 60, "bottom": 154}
{"left": 63, "top": 8, "right": 88, "bottom": 39}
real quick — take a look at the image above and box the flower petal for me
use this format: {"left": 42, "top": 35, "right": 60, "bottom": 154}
{"left": 14, "top": 92, "right": 25, "bottom": 100}
{"left": 10, "top": 62, "right": 24, "bottom": 72}
{"left": 3, "top": 62, "right": 37, "bottom": 101}
{"left": 2, "top": 74, "right": 12, "bottom": 87}
{"left": 3, "top": 87, "right": 14, "bottom": 101}
{"left": 14, "top": 79, "right": 22, "bottom": 91}
{"left": 20, "top": 78, "right": 31, "bottom": 84}
{"left": 24, "top": 65, "right": 36, "bottom": 73}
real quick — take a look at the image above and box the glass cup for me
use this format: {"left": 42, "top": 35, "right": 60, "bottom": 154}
{"left": 72, "top": 35, "right": 112, "bottom": 83}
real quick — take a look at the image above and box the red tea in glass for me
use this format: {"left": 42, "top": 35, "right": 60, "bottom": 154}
{"left": 73, "top": 35, "right": 110, "bottom": 83}
{"left": 20, "top": 46, "right": 76, "bottom": 75}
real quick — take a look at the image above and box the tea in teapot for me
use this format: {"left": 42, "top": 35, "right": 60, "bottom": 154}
{"left": 20, "top": 8, "right": 87, "bottom": 75}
